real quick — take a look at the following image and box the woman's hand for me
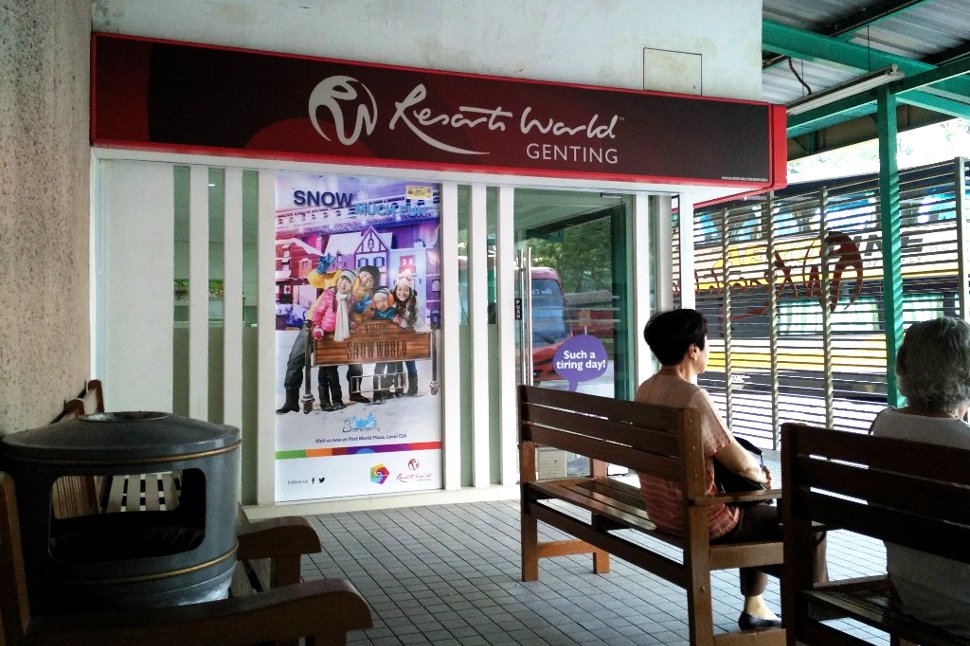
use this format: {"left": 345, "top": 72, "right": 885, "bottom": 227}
{"left": 762, "top": 465, "right": 773, "bottom": 489}
{"left": 713, "top": 436, "right": 767, "bottom": 483}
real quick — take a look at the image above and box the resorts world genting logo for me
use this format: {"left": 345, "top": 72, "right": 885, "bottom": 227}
{"left": 397, "top": 458, "right": 433, "bottom": 484}
{"left": 308, "top": 75, "right": 621, "bottom": 163}
{"left": 308, "top": 76, "right": 378, "bottom": 146}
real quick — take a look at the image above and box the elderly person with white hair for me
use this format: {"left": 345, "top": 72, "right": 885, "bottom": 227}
{"left": 870, "top": 316, "right": 970, "bottom": 637}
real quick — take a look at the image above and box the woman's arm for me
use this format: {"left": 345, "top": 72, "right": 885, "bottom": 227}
{"left": 713, "top": 436, "right": 769, "bottom": 485}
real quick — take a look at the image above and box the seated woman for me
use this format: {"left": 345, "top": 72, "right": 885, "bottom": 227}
{"left": 870, "top": 316, "right": 970, "bottom": 637}
{"left": 636, "top": 308, "right": 826, "bottom": 629}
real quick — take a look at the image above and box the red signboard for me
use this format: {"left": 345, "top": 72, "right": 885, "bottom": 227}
{"left": 92, "top": 33, "right": 786, "bottom": 188}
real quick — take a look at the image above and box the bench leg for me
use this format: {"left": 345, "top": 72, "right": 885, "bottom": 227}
{"left": 593, "top": 549, "right": 610, "bottom": 574}
{"left": 521, "top": 511, "right": 539, "bottom": 581}
{"left": 686, "top": 555, "right": 715, "bottom": 645}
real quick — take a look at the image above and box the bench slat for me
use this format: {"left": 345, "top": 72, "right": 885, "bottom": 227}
{"left": 795, "top": 481, "right": 970, "bottom": 565}
{"left": 525, "top": 425, "right": 681, "bottom": 480}
{"left": 527, "top": 480, "right": 660, "bottom": 536}
{"left": 164, "top": 473, "right": 179, "bottom": 510}
{"left": 710, "top": 541, "right": 783, "bottom": 570}
{"left": 520, "top": 387, "right": 684, "bottom": 431}
{"left": 527, "top": 499, "right": 689, "bottom": 587}
{"left": 583, "top": 477, "right": 651, "bottom": 512}
{"left": 521, "top": 404, "right": 682, "bottom": 456}
{"left": 106, "top": 476, "right": 126, "bottom": 513}
{"left": 711, "top": 629, "right": 786, "bottom": 646}
{"left": 804, "top": 589, "right": 970, "bottom": 646}
{"left": 143, "top": 474, "right": 159, "bottom": 511}
{"left": 794, "top": 454, "right": 970, "bottom": 526}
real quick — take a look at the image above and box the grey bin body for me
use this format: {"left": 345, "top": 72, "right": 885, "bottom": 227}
{"left": 0, "top": 412, "right": 240, "bottom": 614}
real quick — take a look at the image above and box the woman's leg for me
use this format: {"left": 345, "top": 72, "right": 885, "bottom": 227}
{"left": 317, "top": 366, "right": 332, "bottom": 411}
{"left": 728, "top": 504, "right": 781, "bottom": 596}
{"left": 405, "top": 360, "right": 418, "bottom": 395}
{"left": 329, "top": 366, "right": 344, "bottom": 408}
{"left": 715, "top": 503, "right": 782, "bottom": 623}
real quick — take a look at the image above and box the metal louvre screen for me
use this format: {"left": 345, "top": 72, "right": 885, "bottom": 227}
{"left": 692, "top": 158, "right": 968, "bottom": 446}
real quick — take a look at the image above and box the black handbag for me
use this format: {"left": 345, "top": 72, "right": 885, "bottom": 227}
{"left": 713, "top": 436, "right": 769, "bottom": 506}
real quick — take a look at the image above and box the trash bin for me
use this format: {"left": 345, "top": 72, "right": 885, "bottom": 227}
{"left": 0, "top": 411, "right": 240, "bottom": 614}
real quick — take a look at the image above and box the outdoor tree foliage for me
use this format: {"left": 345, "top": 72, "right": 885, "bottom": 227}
{"left": 524, "top": 217, "right": 613, "bottom": 294}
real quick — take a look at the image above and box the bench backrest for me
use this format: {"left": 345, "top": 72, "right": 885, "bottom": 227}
{"left": 781, "top": 422, "right": 970, "bottom": 565}
{"left": 52, "top": 379, "right": 104, "bottom": 425}
{"left": 518, "top": 385, "right": 707, "bottom": 501}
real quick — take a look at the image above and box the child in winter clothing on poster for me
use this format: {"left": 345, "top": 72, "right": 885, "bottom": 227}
{"left": 392, "top": 273, "right": 420, "bottom": 396}
{"left": 346, "top": 265, "right": 380, "bottom": 403}
{"left": 369, "top": 287, "right": 399, "bottom": 403}
{"left": 310, "top": 269, "right": 356, "bottom": 411}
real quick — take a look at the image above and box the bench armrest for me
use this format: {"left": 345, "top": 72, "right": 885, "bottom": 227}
{"left": 28, "top": 578, "right": 372, "bottom": 646}
{"left": 691, "top": 488, "right": 783, "bottom": 507}
{"left": 236, "top": 516, "right": 322, "bottom": 561}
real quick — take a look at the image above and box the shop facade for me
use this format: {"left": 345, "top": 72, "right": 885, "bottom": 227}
{"left": 88, "top": 1, "right": 776, "bottom": 513}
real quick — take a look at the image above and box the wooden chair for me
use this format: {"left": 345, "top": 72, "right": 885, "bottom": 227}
{"left": 0, "top": 470, "right": 372, "bottom": 645}
{"left": 781, "top": 422, "right": 970, "bottom": 646}
{"left": 519, "top": 385, "right": 784, "bottom": 645}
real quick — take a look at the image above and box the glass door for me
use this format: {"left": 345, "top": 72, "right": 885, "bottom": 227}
{"left": 514, "top": 189, "right": 634, "bottom": 399}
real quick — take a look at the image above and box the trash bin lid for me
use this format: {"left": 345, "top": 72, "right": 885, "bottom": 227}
{"left": 0, "top": 412, "right": 240, "bottom": 464}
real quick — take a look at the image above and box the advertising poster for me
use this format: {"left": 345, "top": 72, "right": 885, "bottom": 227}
{"left": 274, "top": 172, "right": 441, "bottom": 502}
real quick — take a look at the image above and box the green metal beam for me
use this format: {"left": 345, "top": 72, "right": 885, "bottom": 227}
{"left": 786, "top": 86, "right": 970, "bottom": 137}
{"left": 763, "top": 20, "right": 970, "bottom": 98}
{"left": 894, "top": 55, "right": 970, "bottom": 93}
{"left": 787, "top": 92, "right": 880, "bottom": 137}
{"left": 897, "top": 91, "right": 970, "bottom": 120}
{"left": 877, "top": 86, "right": 903, "bottom": 408}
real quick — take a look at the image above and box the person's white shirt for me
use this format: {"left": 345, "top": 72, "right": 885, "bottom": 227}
{"left": 871, "top": 408, "right": 970, "bottom": 637}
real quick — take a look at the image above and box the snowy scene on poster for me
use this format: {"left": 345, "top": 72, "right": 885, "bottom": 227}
{"left": 274, "top": 172, "right": 441, "bottom": 502}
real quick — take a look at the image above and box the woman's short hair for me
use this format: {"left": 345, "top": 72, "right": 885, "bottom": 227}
{"left": 644, "top": 309, "right": 707, "bottom": 366}
{"left": 896, "top": 316, "right": 970, "bottom": 412}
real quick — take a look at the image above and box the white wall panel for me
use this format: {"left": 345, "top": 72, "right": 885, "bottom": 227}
{"left": 495, "top": 186, "right": 517, "bottom": 485}
{"left": 468, "top": 184, "right": 489, "bottom": 487}
{"left": 188, "top": 166, "right": 209, "bottom": 419}
{"left": 223, "top": 168, "right": 244, "bottom": 428}
{"left": 92, "top": 0, "right": 762, "bottom": 100}
{"left": 99, "top": 160, "right": 174, "bottom": 411}
{"left": 256, "top": 170, "right": 277, "bottom": 504}
{"left": 633, "top": 193, "right": 652, "bottom": 384}
{"left": 440, "top": 182, "right": 461, "bottom": 490}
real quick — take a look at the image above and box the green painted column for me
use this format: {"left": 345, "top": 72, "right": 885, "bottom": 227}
{"left": 877, "top": 86, "right": 904, "bottom": 407}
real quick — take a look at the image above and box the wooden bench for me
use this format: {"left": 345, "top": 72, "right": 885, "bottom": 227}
{"left": 0, "top": 470, "right": 372, "bottom": 646}
{"left": 519, "top": 385, "right": 785, "bottom": 645}
{"left": 50, "top": 379, "right": 334, "bottom": 598}
{"left": 54, "top": 379, "right": 184, "bottom": 516}
{"left": 781, "top": 422, "right": 970, "bottom": 646}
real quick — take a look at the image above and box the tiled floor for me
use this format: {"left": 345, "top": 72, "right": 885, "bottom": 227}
{"left": 300, "top": 452, "right": 891, "bottom": 645}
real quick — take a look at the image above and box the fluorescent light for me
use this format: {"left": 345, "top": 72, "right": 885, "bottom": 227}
{"left": 786, "top": 65, "right": 905, "bottom": 116}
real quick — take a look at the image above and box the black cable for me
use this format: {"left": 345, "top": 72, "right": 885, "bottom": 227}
{"left": 788, "top": 58, "right": 813, "bottom": 95}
